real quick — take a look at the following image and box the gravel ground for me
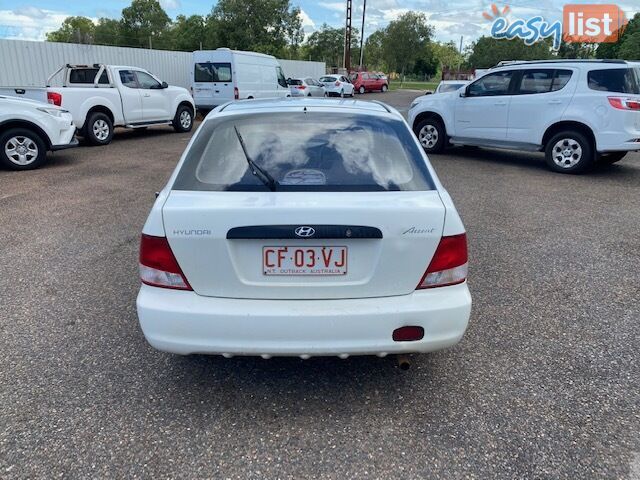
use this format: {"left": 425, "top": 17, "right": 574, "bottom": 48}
{"left": 1, "top": 91, "right": 639, "bottom": 479}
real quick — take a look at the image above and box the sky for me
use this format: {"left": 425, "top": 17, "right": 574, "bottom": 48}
{"left": 0, "top": 0, "right": 638, "bottom": 48}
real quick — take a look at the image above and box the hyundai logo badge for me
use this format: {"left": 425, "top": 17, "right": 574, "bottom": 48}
{"left": 295, "top": 226, "right": 315, "bottom": 238}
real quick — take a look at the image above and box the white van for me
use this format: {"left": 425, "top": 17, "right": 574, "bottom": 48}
{"left": 191, "top": 49, "right": 290, "bottom": 111}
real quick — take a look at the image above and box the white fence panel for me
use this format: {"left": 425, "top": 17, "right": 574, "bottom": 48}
{"left": 0, "top": 40, "right": 327, "bottom": 89}
{"left": 278, "top": 59, "right": 326, "bottom": 80}
{"left": 0, "top": 39, "right": 191, "bottom": 88}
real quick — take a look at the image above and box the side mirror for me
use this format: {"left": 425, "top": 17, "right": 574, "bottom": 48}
{"left": 161, "top": 81, "right": 168, "bottom": 89}
{"left": 460, "top": 86, "right": 470, "bottom": 97}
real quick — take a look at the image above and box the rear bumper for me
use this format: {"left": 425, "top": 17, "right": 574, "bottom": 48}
{"left": 136, "top": 283, "right": 472, "bottom": 357}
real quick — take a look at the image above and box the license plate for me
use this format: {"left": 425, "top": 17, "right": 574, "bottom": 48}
{"left": 263, "top": 246, "right": 347, "bottom": 276}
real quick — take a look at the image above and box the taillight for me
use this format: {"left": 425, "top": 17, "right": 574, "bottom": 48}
{"left": 335, "top": 81, "right": 340, "bottom": 86}
{"left": 608, "top": 96, "right": 640, "bottom": 110}
{"left": 417, "top": 233, "right": 468, "bottom": 289}
{"left": 139, "top": 234, "right": 192, "bottom": 290}
{"left": 297, "top": 85, "right": 306, "bottom": 90}
{"left": 234, "top": 87, "right": 239, "bottom": 100}
{"left": 47, "top": 91, "right": 62, "bottom": 106}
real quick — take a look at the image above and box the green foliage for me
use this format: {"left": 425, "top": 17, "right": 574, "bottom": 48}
{"left": 556, "top": 41, "right": 596, "bottom": 59}
{"left": 381, "top": 12, "right": 433, "bottom": 76}
{"left": 596, "top": 13, "right": 640, "bottom": 60}
{"left": 94, "top": 18, "right": 122, "bottom": 46}
{"left": 207, "top": 0, "right": 302, "bottom": 56}
{"left": 466, "top": 36, "right": 554, "bottom": 68}
{"left": 430, "top": 42, "right": 463, "bottom": 69}
{"left": 120, "top": 0, "right": 172, "bottom": 49}
{"left": 304, "top": 24, "right": 359, "bottom": 68}
{"left": 46, "top": 16, "right": 95, "bottom": 44}
{"left": 170, "top": 15, "right": 207, "bottom": 51}
{"left": 363, "top": 30, "right": 384, "bottom": 70}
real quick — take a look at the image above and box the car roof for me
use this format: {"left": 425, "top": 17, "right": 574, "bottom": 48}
{"left": 490, "top": 59, "right": 632, "bottom": 71}
{"left": 216, "top": 97, "right": 397, "bottom": 117}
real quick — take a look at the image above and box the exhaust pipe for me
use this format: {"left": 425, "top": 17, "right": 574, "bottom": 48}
{"left": 396, "top": 354, "right": 411, "bottom": 371}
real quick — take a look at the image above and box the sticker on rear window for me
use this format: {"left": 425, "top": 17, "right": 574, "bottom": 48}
{"left": 280, "top": 169, "right": 327, "bottom": 186}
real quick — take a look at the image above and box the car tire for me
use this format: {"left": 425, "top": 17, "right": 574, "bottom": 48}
{"left": 599, "top": 152, "right": 627, "bottom": 164}
{"left": 173, "top": 104, "right": 193, "bottom": 133}
{"left": 544, "top": 130, "right": 594, "bottom": 174}
{"left": 414, "top": 118, "right": 446, "bottom": 154}
{"left": 0, "top": 127, "right": 47, "bottom": 170}
{"left": 324, "top": 92, "right": 328, "bottom": 97}
{"left": 381, "top": 84, "right": 388, "bottom": 92}
{"left": 84, "top": 112, "right": 113, "bottom": 146}
{"left": 359, "top": 86, "right": 365, "bottom": 94}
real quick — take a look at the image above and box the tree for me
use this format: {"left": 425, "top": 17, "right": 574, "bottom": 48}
{"left": 381, "top": 12, "right": 433, "bottom": 77}
{"left": 466, "top": 36, "right": 553, "bottom": 68}
{"left": 170, "top": 15, "right": 206, "bottom": 51}
{"left": 46, "top": 16, "right": 95, "bottom": 44}
{"left": 363, "top": 30, "right": 385, "bottom": 70}
{"left": 596, "top": 13, "right": 640, "bottom": 60}
{"left": 120, "top": 0, "right": 171, "bottom": 49}
{"left": 94, "top": 18, "right": 122, "bottom": 46}
{"left": 431, "top": 42, "right": 463, "bottom": 70}
{"left": 304, "top": 24, "right": 359, "bottom": 68}
{"left": 209, "top": 0, "right": 302, "bottom": 56}
{"left": 413, "top": 44, "right": 438, "bottom": 78}
{"left": 556, "top": 41, "right": 596, "bottom": 59}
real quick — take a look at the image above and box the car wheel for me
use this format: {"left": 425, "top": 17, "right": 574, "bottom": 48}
{"left": 0, "top": 128, "right": 47, "bottom": 170}
{"left": 173, "top": 104, "right": 193, "bottom": 133}
{"left": 414, "top": 118, "right": 446, "bottom": 153}
{"left": 545, "top": 131, "right": 594, "bottom": 174}
{"left": 381, "top": 84, "right": 388, "bottom": 92}
{"left": 358, "top": 86, "right": 365, "bottom": 94}
{"left": 599, "top": 152, "right": 627, "bottom": 164}
{"left": 324, "top": 92, "right": 328, "bottom": 97}
{"left": 84, "top": 112, "right": 113, "bottom": 146}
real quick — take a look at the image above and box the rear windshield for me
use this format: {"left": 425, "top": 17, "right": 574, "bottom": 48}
{"left": 173, "top": 112, "right": 434, "bottom": 192}
{"left": 319, "top": 76, "right": 336, "bottom": 83}
{"left": 194, "top": 62, "right": 232, "bottom": 83}
{"left": 288, "top": 79, "right": 303, "bottom": 85}
{"left": 69, "top": 68, "right": 109, "bottom": 84}
{"left": 588, "top": 68, "right": 640, "bottom": 94}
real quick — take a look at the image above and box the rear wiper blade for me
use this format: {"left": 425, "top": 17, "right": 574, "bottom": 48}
{"left": 234, "top": 125, "right": 277, "bottom": 192}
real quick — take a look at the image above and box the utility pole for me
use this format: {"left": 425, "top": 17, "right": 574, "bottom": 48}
{"left": 359, "top": 0, "right": 367, "bottom": 69}
{"left": 343, "top": 0, "right": 352, "bottom": 72}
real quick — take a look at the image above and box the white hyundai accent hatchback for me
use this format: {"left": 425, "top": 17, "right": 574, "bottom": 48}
{"left": 136, "top": 98, "right": 472, "bottom": 358}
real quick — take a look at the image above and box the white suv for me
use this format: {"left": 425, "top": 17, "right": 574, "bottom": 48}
{"left": 0, "top": 95, "right": 77, "bottom": 170}
{"left": 408, "top": 60, "right": 640, "bottom": 173}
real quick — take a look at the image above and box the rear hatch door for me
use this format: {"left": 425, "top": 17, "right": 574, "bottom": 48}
{"left": 163, "top": 191, "right": 445, "bottom": 299}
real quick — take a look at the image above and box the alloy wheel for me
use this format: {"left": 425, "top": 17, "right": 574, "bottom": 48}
{"left": 4, "top": 136, "right": 38, "bottom": 165}
{"left": 180, "top": 110, "right": 192, "bottom": 129}
{"left": 552, "top": 138, "right": 582, "bottom": 168}
{"left": 93, "top": 119, "right": 110, "bottom": 141}
{"left": 418, "top": 124, "right": 439, "bottom": 149}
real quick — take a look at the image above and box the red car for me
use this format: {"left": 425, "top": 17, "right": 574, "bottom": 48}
{"left": 350, "top": 72, "right": 389, "bottom": 94}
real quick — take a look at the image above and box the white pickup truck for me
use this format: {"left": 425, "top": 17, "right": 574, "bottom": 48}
{"left": 0, "top": 64, "right": 195, "bottom": 145}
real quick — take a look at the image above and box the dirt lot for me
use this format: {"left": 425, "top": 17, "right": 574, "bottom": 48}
{"left": 1, "top": 91, "right": 639, "bottom": 479}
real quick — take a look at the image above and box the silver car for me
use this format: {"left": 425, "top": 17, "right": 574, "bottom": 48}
{"left": 288, "top": 77, "right": 327, "bottom": 97}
